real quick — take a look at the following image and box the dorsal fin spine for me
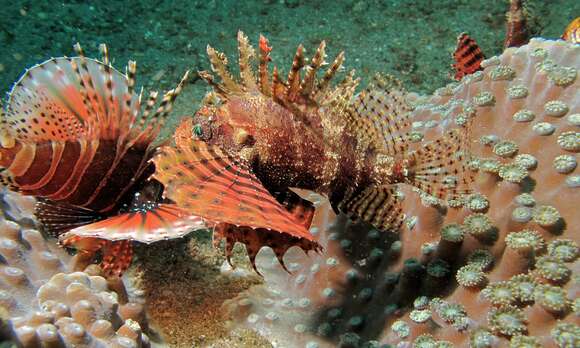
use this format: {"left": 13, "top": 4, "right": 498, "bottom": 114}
{"left": 301, "top": 41, "right": 326, "bottom": 98}
{"left": 258, "top": 34, "right": 272, "bottom": 96}
{"left": 286, "top": 44, "right": 305, "bottom": 101}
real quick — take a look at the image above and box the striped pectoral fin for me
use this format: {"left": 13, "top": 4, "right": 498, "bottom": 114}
{"left": 153, "top": 119, "right": 320, "bottom": 272}
{"left": 59, "top": 203, "right": 207, "bottom": 276}
{"left": 339, "top": 185, "right": 404, "bottom": 232}
{"left": 59, "top": 203, "right": 207, "bottom": 244}
{"left": 452, "top": 33, "right": 485, "bottom": 80}
{"left": 153, "top": 119, "right": 316, "bottom": 241}
{"left": 214, "top": 223, "right": 321, "bottom": 275}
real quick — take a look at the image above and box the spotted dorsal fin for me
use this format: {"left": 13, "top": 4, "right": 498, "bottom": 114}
{"left": 199, "top": 32, "right": 353, "bottom": 120}
{"left": 4, "top": 44, "right": 188, "bottom": 146}
{"left": 345, "top": 74, "right": 412, "bottom": 154}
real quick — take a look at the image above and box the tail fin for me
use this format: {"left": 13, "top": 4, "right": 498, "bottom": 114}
{"left": 405, "top": 127, "right": 474, "bottom": 201}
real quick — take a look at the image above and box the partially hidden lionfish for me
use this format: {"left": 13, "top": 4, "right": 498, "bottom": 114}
{"left": 452, "top": 13, "right": 579, "bottom": 81}
{"left": 0, "top": 44, "right": 207, "bottom": 275}
{"left": 150, "top": 31, "right": 474, "bottom": 269}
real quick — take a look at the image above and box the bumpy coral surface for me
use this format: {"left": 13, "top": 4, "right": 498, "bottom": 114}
{"left": 222, "top": 38, "right": 579, "bottom": 347}
{"left": 0, "top": 190, "right": 154, "bottom": 348}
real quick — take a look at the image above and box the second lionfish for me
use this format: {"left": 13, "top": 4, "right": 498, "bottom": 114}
{"left": 0, "top": 44, "right": 208, "bottom": 275}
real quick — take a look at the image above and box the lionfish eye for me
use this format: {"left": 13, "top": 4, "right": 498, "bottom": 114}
{"left": 193, "top": 124, "right": 203, "bottom": 137}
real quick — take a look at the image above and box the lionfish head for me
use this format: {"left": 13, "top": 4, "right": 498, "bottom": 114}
{"left": 191, "top": 92, "right": 259, "bottom": 155}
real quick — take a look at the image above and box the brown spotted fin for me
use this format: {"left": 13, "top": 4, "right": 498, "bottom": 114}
{"left": 346, "top": 74, "right": 412, "bottom": 153}
{"left": 273, "top": 189, "right": 316, "bottom": 229}
{"left": 403, "top": 128, "right": 474, "bottom": 200}
{"left": 338, "top": 185, "right": 404, "bottom": 232}
{"left": 339, "top": 75, "right": 473, "bottom": 231}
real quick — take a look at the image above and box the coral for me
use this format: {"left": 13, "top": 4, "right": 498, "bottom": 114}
{"left": 0, "top": 193, "right": 154, "bottom": 347}
{"left": 220, "top": 38, "right": 579, "bottom": 348}
{"left": 481, "top": 281, "right": 518, "bottom": 306}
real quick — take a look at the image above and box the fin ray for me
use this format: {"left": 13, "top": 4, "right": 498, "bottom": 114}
{"left": 35, "top": 198, "right": 104, "bottom": 238}
{"left": 59, "top": 203, "right": 207, "bottom": 244}
{"left": 339, "top": 185, "right": 404, "bottom": 232}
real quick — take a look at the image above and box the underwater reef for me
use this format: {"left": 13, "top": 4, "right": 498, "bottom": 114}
{"left": 223, "top": 37, "right": 579, "bottom": 348}
{"left": 0, "top": 1, "right": 578, "bottom": 348}
{"left": 0, "top": 190, "right": 153, "bottom": 347}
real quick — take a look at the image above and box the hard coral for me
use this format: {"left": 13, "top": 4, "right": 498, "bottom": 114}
{"left": 222, "top": 38, "right": 579, "bottom": 347}
{"left": 0, "top": 192, "right": 153, "bottom": 347}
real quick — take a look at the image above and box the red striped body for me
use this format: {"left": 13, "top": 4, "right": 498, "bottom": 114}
{"left": 1, "top": 139, "right": 153, "bottom": 214}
